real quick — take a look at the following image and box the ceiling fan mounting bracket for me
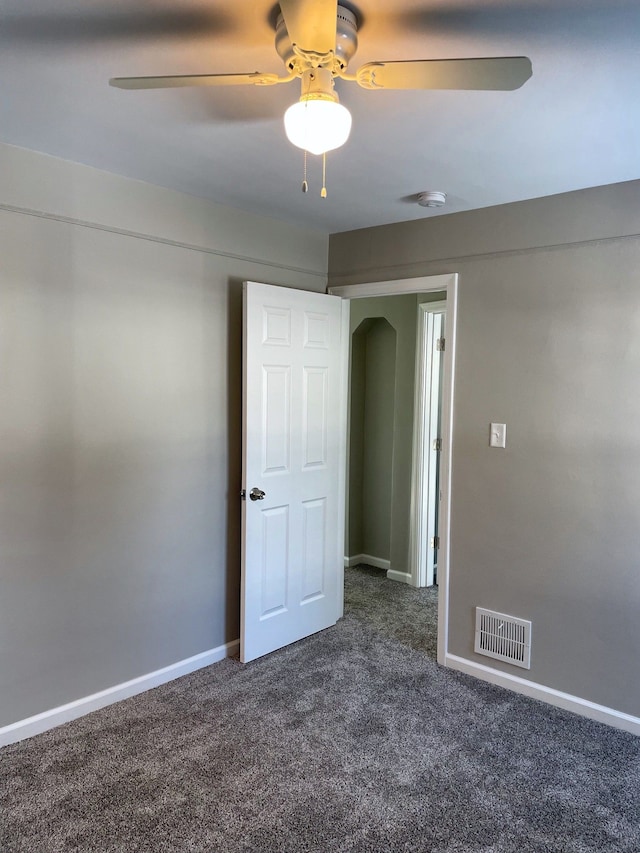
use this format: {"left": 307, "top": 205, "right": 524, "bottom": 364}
{"left": 356, "top": 63, "right": 384, "bottom": 90}
{"left": 293, "top": 45, "right": 335, "bottom": 71}
{"left": 275, "top": 5, "right": 358, "bottom": 77}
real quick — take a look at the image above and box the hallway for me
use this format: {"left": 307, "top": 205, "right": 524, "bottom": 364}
{"left": 344, "top": 565, "right": 438, "bottom": 660}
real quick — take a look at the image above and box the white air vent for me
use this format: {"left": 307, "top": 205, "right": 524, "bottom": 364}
{"left": 475, "top": 607, "right": 531, "bottom": 669}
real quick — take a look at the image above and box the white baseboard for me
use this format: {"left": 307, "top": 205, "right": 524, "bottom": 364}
{"left": 0, "top": 639, "right": 240, "bottom": 748}
{"left": 445, "top": 653, "right": 640, "bottom": 737}
{"left": 344, "top": 553, "right": 391, "bottom": 571}
{"left": 386, "top": 569, "right": 412, "bottom": 585}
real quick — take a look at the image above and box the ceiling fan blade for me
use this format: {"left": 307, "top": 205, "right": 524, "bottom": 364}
{"left": 109, "top": 72, "right": 281, "bottom": 90}
{"left": 356, "top": 57, "right": 532, "bottom": 91}
{"left": 278, "top": 0, "right": 338, "bottom": 54}
{"left": 0, "top": 8, "right": 230, "bottom": 45}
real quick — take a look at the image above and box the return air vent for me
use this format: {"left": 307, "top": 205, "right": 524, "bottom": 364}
{"left": 474, "top": 607, "right": 531, "bottom": 669}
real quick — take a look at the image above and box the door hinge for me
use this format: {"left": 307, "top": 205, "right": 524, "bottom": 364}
{"left": 430, "top": 536, "right": 440, "bottom": 549}
{"left": 432, "top": 438, "right": 442, "bottom": 451}
{"left": 436, "top": 337, "right": 445, "bottom": 351}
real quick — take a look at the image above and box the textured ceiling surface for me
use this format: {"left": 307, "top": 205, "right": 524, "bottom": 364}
{"left": 1, "top": 0, "right": 638, "bottom": 233}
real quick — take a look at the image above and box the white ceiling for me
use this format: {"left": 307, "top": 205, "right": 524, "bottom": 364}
{"left": 1, "top": 0, "right": 638, "bottom": 234}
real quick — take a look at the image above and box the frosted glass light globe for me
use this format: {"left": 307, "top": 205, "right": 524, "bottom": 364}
{"left": 284, "top": 97, "right": 352, "bottom": 155}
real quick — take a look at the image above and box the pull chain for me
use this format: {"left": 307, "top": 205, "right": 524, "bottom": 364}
{"left": 320, "top": 152, "right": 327, "bottom": 198}
{"left": 301, "top": 150, "right": 308, "bottom": 193}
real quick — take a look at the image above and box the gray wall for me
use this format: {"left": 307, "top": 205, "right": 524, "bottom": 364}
{"left": 0, "top": 142, "right": 328, "bottom": 728}
{"left": 330, "top": 180, "right": 640, "bottom": 718}
{"left": 348, "top": 295, "right": 418, "bottom": 575}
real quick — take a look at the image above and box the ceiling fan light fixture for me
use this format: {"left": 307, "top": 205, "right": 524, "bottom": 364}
{"left": 284, "top": 94, "right": 352, "bottom": 156}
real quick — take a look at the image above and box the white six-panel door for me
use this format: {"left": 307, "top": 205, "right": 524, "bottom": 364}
{"left": 241, "top": 282, "right": 344, "bottom": 663}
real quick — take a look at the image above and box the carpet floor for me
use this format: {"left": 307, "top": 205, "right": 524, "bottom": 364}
{"left": 1, "top": 567, "right": 639, "bottom": 852}
{"left": 344, "top": 564, "right": 439, "bottom": 659}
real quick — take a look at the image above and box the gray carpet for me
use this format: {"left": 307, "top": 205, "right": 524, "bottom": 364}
{"left": 1, "top": 567, "right": 639, "bottom": 852}
{"left": 344, "top": 564, "right": 439, "bottom": 658}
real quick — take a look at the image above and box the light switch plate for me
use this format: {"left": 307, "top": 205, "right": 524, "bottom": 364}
{"left": 490, "top": 423, "right": 506, "bottom": 448}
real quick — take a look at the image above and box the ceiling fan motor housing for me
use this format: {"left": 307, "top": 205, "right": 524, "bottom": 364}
{"left": 275, "top": 5, "right": 358, "bottom": 73}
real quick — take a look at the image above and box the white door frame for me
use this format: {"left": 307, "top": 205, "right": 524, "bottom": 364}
{"left": 329, "top": 274, "right": 457, "bottom": 666}
{"left": 412, "top": 300, "right": 446, "bottom": 589}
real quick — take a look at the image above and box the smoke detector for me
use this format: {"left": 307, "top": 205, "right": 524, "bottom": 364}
{"left": 417, "top": 191, "right": 446, "bottom": 208}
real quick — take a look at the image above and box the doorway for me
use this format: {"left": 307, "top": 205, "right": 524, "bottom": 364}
{"left": 330, "top": 274, "right": 457, "bottom": 666}
{"left": 340, "top": 293, "right": 445, "bottom": 657}
{"left": 347, "top": 315, "right": 397, "bottom": 574}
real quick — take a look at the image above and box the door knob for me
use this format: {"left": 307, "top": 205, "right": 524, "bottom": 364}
{"left": 249, "top": 487, "right": 266, "bottom": 501}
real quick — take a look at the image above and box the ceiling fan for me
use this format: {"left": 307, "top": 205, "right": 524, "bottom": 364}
{"left": 110, "top": 0, "right": 532, "bottom": 172}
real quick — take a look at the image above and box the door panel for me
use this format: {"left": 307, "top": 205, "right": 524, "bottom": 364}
{"left": 303, "top": 367, "right": 328, "bottom": 467}
{"left": 241, "top": 282, "right": 344, "bottom": 663}
{"left": 301, "top": 498, "right": 326, "bottom": 601}
{"left": 262, "top": 366, "right": 291, "bottom": 474}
